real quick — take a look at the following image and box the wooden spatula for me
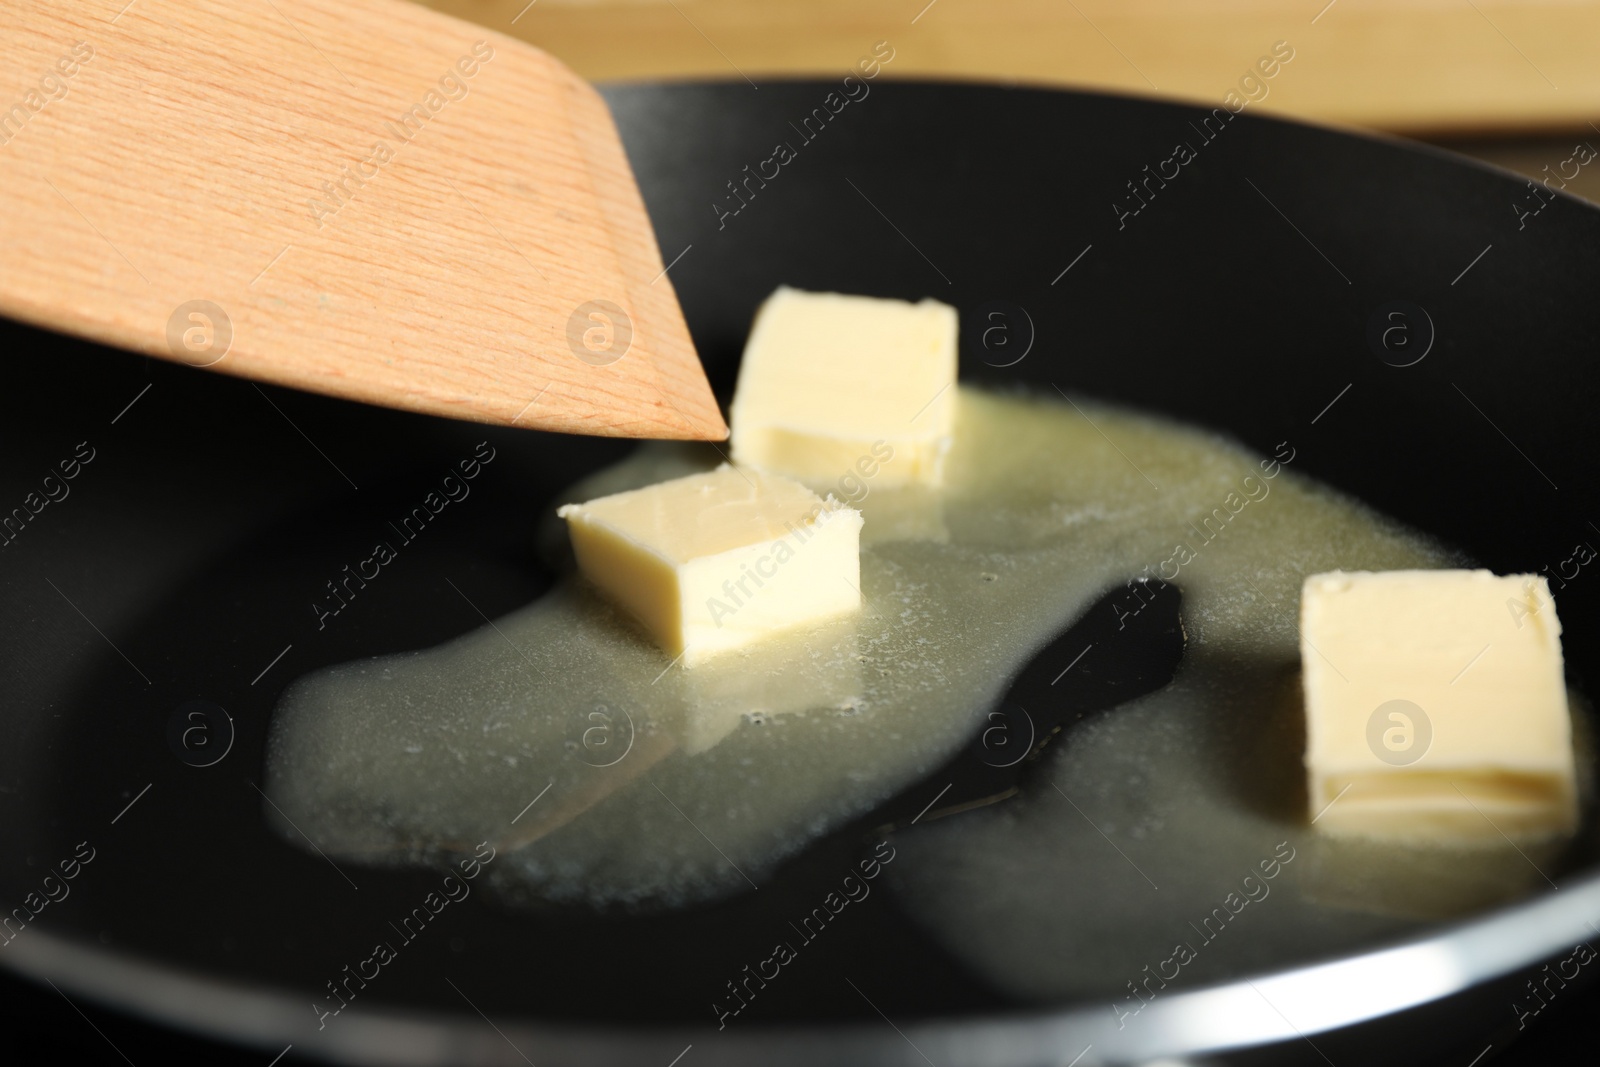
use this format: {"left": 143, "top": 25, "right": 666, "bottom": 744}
{"left": 0, "top": 0, "right": 727, "bottom": 441}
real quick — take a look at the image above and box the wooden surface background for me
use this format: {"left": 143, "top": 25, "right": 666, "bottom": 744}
{"left": 428, "top": 0, "right": 1600, "bottom": 138}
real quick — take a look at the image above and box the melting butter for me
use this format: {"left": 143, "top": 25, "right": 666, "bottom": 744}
{"left": 265, "top": 388, "right": 1583, "bottom": 937}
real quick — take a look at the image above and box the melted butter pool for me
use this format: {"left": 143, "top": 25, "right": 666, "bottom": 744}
{"left": 265, "top": 389, "right": 1585, "bottom": 951}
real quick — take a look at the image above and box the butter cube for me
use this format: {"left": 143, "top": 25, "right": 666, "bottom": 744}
{"left": 558, "top": 465, "right": 862, "bottom": 666}
{"left": 730, "top": 287, "right": 958, "bottom": 486}
{"left": 1301, "top": 569, "right": 1577, "bottom": 840}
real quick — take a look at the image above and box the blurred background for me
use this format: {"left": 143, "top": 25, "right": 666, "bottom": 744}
{"left": 428, "top": 0, "right": 1600, "bottom": 203}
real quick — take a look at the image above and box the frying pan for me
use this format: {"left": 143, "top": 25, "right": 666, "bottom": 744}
{"left": 2, "top": 80, "right": 1598, "bottom": 1067}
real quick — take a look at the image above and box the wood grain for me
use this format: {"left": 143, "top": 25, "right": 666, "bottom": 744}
{"left": 0, "top": 0, "right": 727, "bottom": 440}
{"left": 441, "top": 0, "right": 1600, "bottom": 137}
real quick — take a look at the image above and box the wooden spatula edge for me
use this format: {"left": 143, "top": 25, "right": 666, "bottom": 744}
{"left": 0, "top": 0, "right": 728, "bottom": 441}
